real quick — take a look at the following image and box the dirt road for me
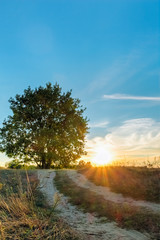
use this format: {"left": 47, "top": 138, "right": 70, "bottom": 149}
{"left": 37, "top": 170, "right": 152, "bottom": 240}
{"left": 66, "top": 170, "right": 160, "bottom": 213}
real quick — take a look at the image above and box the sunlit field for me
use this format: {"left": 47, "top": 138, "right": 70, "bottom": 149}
{"left": 55, "top": 170, "right": 160, "bottom": 239}
{"left": 0, "top": 166, "right": 160, "bottom": 239}
{"left": 78, "top": 166, "right": 160, "bottom": 203}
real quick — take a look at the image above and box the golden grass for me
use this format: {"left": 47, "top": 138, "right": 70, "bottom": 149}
{"left": 55, "top": 171, "right": 160, "bottom": 239}
{"left": 79, "top": 166, "right": 160, "bottom": 203}
{"left": 0, "top": 170, "right": 82, "bottom": 240}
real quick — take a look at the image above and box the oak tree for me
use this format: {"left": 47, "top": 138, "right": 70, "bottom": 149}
{"left": 0, "top": 83, "right": 88, "bottom": 168}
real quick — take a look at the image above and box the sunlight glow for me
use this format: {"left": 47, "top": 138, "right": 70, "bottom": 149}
{"left": 91, "top": 146, "right": 113, "bottom": 166}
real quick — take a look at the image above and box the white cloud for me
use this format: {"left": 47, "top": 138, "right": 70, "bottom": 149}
{"left": 89, "top": 121, "right": 109, "bottom": 128}
{"left": 103, "top": 94, "right": 160, "bottom": 101}
{"left": 86, "top": 118, "right": 160, "bottom": 159}
{"left": 106, "top": 118, "right": 160, "bottom": 152}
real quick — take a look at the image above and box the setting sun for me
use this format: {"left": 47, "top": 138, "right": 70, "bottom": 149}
{"left": 91, "top": 146, "right": 113, "bottom": 166}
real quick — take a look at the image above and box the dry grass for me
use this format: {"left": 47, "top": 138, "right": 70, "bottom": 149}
{"left": 55, "top": 171, "right": 160, "bottom": 239}
{"left": 0, "top": 170, "right": 82, "bottom": 240}
{"left": 0, "top": 196, "right": 79, "bottom": 240}
{"left": 78, "top": 166, "right": 160, "bottom": 203}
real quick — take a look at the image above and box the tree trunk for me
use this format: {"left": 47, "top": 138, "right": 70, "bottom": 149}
{"left": 45, "top": 160, "right": 51, "bottom": 169}
{"left": 41, "top": 155, "right": 46, "bottom": 169}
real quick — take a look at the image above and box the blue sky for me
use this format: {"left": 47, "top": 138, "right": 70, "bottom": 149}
{"left": 0, "top": 0, "right": 160, "bottom": 166}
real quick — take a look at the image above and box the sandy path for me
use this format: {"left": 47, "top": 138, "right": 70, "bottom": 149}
{"left": 37, "top": 170, "right": 57, "bottom": 204}
{"left": 66, "top": 170, "right": 160, "bottom": 214}
{"left": 37, "top": 170, "right": 150, "bottom": 240}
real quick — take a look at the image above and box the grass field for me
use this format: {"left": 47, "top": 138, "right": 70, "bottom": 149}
{"left": 1, "top": 167, "right": 160, "bottom": 239}
{"left": 55, "top": 171, "right": 160, "bottom": 239}
{"left": 0, "top": 170, "right": 81, "bottom": 240}
{"left": 78, "top": 166, "right": 160, "bottom": 203}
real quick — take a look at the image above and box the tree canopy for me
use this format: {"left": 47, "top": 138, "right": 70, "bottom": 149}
{"left": 0, "top": 83, "right": 88, "bottom": 168}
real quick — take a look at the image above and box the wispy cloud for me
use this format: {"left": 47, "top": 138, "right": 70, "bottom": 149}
{"left": 103, "top": 94, "right": 160, "bottom": 101}
{"left": 85, "top": 36, "right": 159, "bottom": 96}
{"left": 86, "top": 118, "right": 160, "bottom": 160}
{"left": 89, "top": 121, "right": 109, "bottom": 128}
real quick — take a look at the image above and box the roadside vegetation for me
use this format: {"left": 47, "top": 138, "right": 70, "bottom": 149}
{"left": 55, "top": 171, "right": 160, "bottom": 239}
{"left": 0, "top": 170, "right": 82, "bottom": 240}
{"left": 78, "top": 166, "right": 160, "bottom": 203}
